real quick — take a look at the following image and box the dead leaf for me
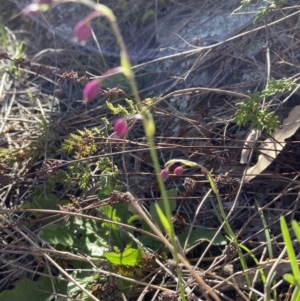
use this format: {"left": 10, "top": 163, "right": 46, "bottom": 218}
{"left": 240, "top": 129, "right": 262, "bottom": 164}
{"left": 244, "top": 105, "right": 300, "bottom": 182}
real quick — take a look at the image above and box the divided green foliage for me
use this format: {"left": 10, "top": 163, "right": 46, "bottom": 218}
{"left": 106, "top": 98, "right": 139, "bottom": 116}
{"left": 61, "top": 127, "right": 101, "bottom": 159}
{"left": 262, "top": 78, "right": 298, "bottom": 97}
{"left": 234, "top": 92, "right": 279, "bottom": 134}
{"left": 235, "top": 78, "right": 299, "bottom": 134}
{"left": 238, "top": 0, "right": 287, "bottom": 22}
{"left": 54, "top": 128, "right": 119, "bottom": 192}
{"left": 235, "top": 91, "right": 279, "bottom": 134}
{"left": 31, "top": 115, "right": 57, "bottom": 159}
{"left": 255, "top": 0, "right": 287, "bottom": 22}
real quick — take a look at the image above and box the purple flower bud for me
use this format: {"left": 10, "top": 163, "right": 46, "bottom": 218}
{"left": 113, "top": 119, "right": 128, "bottom": 138}
{"left": 83, "top": 80, "right": 101, "bottom": 103}
{"left": 22, "top": 4, "right": 38, "bottom": 19}
{"left": 73, "top": 20, "right": 92, "bottom": 43}
{"left": 160, "top": 169, "right": 169, "bottom": 181}
{"left": 82, "top": 67, "right": 123, "bottom": 104}
{"left": 174, "top": 166, "right": 184, "bottom": 176}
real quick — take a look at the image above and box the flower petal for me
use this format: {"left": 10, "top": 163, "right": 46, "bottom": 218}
{"left": 174, "top": 166, "right": 184, "bottom": 176}
{"left": 113, "top": 119, "right": 128, "bottom": 138}
{"left": 74, "top": 20, "right": 92, "bottom": 42}
{"left": 22, "top": 4, "right": 39, "bottom": 19}
{"left": 160, "top": 169, "right": 169, "bottom": 181}
{"left": 83, "top": 80, "right": 101, "bottom": 103}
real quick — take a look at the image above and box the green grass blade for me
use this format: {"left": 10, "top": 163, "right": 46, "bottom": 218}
{"left": 280, "top": 217, "right": 300, "bottom": 279}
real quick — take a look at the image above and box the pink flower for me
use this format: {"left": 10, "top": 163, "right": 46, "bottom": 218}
{"left": 160, "top": 169, "right": 169, "bottom": 181}
{"left": 73, "top": 20, "right": 92, "bottom": 43}
{"left": 113, "top": 119, "right": 128, "bottom": 138}
{"left": 22, "top": 4, "right": 38, "bottom": 19}
{"left": 82, "top": 67, "right": 123, "bottom": 103}
{"left": 174, "top": 166, "right": 184, "bottom": 176}
{"left": 83, "top": 80, "right": 101, "bottom": 103}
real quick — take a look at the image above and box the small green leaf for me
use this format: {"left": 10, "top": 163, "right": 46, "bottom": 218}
{"left": 0, "top": 273, "right": 67, "bottom": 301}
{"left": 166, "top": 188, "right": 178, "bottom": 201}
{"left": 100, "top": 205, "right": 119, "bottom": 229}
{"left": 139, "top": 219, "right": 163, "bottom": 250}
{"left": 68, "top": 271, "right": 95, "bottom": 294}
{"left": 127, "top": 214, "right": 143, "bottom": 224}
{"left": 104, "top": 247, "right": 142, "bottom": 266}
{"left": 85, "top": 241, "right": 108, "bottom": 257}
{"left": 149, "top": 189, "right": 177, "bottom": 232}
{"left": 98, "top": 174, "right": 115, "bottom": 199}
{"left": 32, "top": 193, "right": 68, "bottom": 210}
{"left": 117, "top": 278, "right": 133, "bottom": 292}
{"left": 178, "top": 227, "right": 227, "bottom": 250}
{"left": 284, "top": 273, "right": 296, "bottom": 285}
{"left": 154, "top": 202, "right": 171, "bottom": 235}
{"left": 292, "top": 220, "right": 300, "bottom": 241}
{"left": 141, "top": 9, "right": 155, "bottom": 23}
{"left": 281, "top": 217, "right": 300, "bottom": 279}
{"left": 68, "top": 216, "right": 101, "bottom": 235}
{"left": 114, "top": 202, "right": 135, "bottom": 224}
{"left": 38, "top": 224, "right": 73, "bottom": 247}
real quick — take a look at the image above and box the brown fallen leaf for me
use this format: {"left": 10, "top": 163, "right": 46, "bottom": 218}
{"left": 240, "top": 129, "right": 262, "bottom": 164}
{"left": 244, "top": 105, "right": 300, "bottom": 182}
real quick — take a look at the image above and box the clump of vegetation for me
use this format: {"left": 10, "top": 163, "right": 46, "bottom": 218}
{"left": 234, "top": 78, "right": 299, "bottom": 134}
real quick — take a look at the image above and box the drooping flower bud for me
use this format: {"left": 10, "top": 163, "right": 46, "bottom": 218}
{"left": 73, "top": 20, "right": 92, "bottom": 43}
{"left": 22, "top": 4, "right": 38, "bottom": 19}
{"left": 83, "top": 79, "right": 101, "bottom": 103}
{"left": 82, "top": 67, "right": 123, "bottom": 104}
{"left": 113, "top": 119, "right": 128, "bottom": 138}
{"left": 174, "top": 166, "right": 184, "bottom": 176}
{"left": 160, "top": 169, "right": 169, "bottom": 181}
